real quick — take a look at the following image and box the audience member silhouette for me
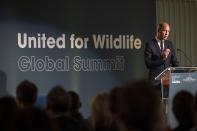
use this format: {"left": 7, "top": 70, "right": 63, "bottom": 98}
{"left": 46, "top": 85, "right": 81, "bottom": 131}
{"left": 8, "top": 79, "right": 197, "bottom": 131}
{"left": 0, "top": 96, "right": 18, "bottom": 131}
{"left": 109, "top": 80, "right": 160, "bottom": 131}
{"left": 15, "top": 107, "right": 57, "bottom": 131}
{"left": 16, "top": 80, "right": 38, "bottom": 109}
{"left": 90, "top": 92, "right": 112, "bottom": 131}
{"left": 191, "top": 92, "right": 197, "bottom": 131}
{"left": 68, "top": 90, "right": 92, "bottom": 131}
{"left": 0, "top": 70, "right": 8, "bottom": 97}
{"left": 172, "top": 90, "right": 194, "bottom": 131}
{"left": 68, "top": 91, "right": 83, "bottom": 121}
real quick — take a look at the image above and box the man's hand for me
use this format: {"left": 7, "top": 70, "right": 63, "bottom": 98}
{"left": 162, "top": 48, "right": 170, "bottom": 61}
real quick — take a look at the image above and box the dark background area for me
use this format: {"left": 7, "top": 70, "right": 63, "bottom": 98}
{"left": 0, "top": 0, "right": 155, "bottom": 117}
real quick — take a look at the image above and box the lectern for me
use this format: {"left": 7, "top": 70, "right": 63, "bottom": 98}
{"left": 155, "top": 67, "right": 197, "bottom": 129}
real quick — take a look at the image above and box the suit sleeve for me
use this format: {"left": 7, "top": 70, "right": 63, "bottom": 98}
{"left": 144, "top": 42, "right": 164, "bottom": 69}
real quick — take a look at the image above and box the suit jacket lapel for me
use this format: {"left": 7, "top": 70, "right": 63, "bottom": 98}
{"left": 152, "top": 38, "right": 161, "bottom": 55}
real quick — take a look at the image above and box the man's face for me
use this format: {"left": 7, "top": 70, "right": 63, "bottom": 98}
{"left": 158, "top": 25, "right": 170, "bottom": 40}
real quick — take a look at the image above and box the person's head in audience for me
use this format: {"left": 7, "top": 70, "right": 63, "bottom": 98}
{"left": 109, "top": 80, "right": 160, "bottom": 131}
{"left": 46, "top": 85, "right": 70, "bottom": 116}
{"left": 0, "top": 96, "right": 18, "bottom": 131}
{"left": 68, "top": 91, "right": 81, "bottom": 112}
{"left": 172, "top": 90, "right": 194, "bottom": 131}
{"left": 46, "top": 85, "right": 81, "bottom": 131}
{"left": 91, "top": 92, "right": 112, "bottom": 131}
{"left": 68, "top": 91, "right": 92, "bottom": 131}
{"left": 16, "top": 80, "right": 38, "bottom": 109}
{"left": 68, "top": 91, "right": 83, "bottom": 119}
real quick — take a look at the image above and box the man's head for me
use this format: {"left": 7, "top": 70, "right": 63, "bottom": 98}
{"left": 157, "top": 22, "right": 170, "bottom": 40}
{"left": 46, "top": 85, "right": 70, "bottom": 115}
{"left": 109, "top": 80, "right": 160, "bottom": 131}
{"left": 173, "top": 91, "right": 194, "bottom": 126}
{"left": 16, "top": 80, "right": 38, "bottom": 108}
{"left": 68, "top": 91, "right": 81, "bottom": 112}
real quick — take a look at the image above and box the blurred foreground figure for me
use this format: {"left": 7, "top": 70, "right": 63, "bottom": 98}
{"left": 109, "top": 80, "right": 162, "bottom": 131}
{"left": 15, "top": 107, "right": 56, "bottom": 131}
{"left": 91, "top": 92, "right": 112, "bottom": 131}
{"left": 46, "top": 85, "right": 81, "bottom": 131}
{"left": 16, "top": 80, "right": 38, "bottom": 109}
{"left": 172, "top": 91, "right": 194, "bottom": 131}
{"left": 0, "top": 96, "right": 18, "bottom": 131}
{"left": 191, "top": 93, "right": 197, "bottom": 131}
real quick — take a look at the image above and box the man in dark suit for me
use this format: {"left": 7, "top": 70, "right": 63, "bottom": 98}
{"left": 144, "top": 22, "right": 179, "bottom": 91}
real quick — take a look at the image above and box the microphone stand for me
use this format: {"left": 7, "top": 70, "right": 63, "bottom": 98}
{"left": 177, "top": 48, "right": 193, "bottom": 67}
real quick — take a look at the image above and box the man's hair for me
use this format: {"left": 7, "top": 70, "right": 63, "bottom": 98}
{"left": 157, "top": 22, "right": 170, "bottom": 32}
{"left": 46, "top": 85, "right": 70, "bottom": 114}
{"left": 16, "top": 80, "right": 38, "bottom": 107}
{"left": 68, "top": 91, "right": 81, "bottom": 111}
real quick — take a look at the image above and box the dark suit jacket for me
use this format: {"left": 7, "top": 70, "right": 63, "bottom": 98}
{"left": 52, "top": 115, "right": 81, "bottom": 131}
{"left": 144, "top": 38, "right": 179, "bottom": 86}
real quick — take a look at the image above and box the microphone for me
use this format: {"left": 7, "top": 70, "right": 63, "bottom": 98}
{"left": 177, "top": 48, "right": 193, "bottom": 66}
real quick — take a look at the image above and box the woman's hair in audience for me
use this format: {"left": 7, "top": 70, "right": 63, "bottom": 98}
{"left": 91, "top": 92, "right": 111, "bottom": 130}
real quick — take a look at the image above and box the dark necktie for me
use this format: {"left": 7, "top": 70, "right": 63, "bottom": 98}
{"left": 160, "top": 40, "right": 164, "bottom": 51}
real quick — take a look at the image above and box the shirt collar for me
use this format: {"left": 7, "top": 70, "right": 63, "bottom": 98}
{"left": 155, "top": 36, "right": 161, "bottom": 43}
